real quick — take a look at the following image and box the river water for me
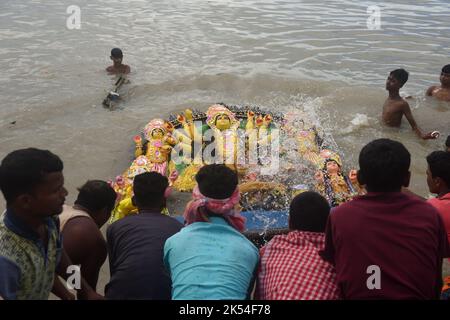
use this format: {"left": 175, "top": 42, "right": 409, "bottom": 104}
{"left": 1, "top": 0, "right": 449, "bottom": 293}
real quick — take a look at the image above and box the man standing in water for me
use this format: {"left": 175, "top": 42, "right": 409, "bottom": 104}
{"left": 426, "top": 64, "right": 450, "bottom": 102}
{"left": 106, "top": 48, "right": 130, "bottom": 75}
{"left": 382, "top": 69, "right": 438, "bottom": 140}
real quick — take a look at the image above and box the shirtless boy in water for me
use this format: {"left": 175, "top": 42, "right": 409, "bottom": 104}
{"left": 106, "top": 48, "right": 130, "bottom": 75}
{"left": 426, "top": 64, "right": 450, "bottom": 102}
{"left": 382, "top": 69, "right": 437, "bottom": 140}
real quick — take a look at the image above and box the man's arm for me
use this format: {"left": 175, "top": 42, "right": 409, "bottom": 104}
{"left": 106, "top": 224, "right": 116, "bottom": 276}
{"left": 56, "top": 248, "right": 104, "bottom": 300}
{"left": 436, "top": 215, "right": 450, "bottom": 298}
{"left": 401, "top": 187, "right": 426, "bottom": 200}
{"left": 0, "top": 257, "right": 20, "bottom": 300}
{"left": 51, "top": 276, "right": 75, "bottom": 300}
{"left": 253, "top": 246, "right": 266, "bottom": 300}
{"left": 62, "top": 218, "right": 107, "bottom": 291}
{"left": 320, "top": 215, "right": 335, "bottom": 265}
{"left": 402, "top": 102, "right": 436, "bottom": 140}
{"left": 426, "top": 86, "right": 436, "bottom": 96}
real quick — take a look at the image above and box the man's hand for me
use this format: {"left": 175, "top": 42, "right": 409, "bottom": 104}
{"left": 422, "top": 131, "right": 439, "bottom": 140}
{"left": 61, "top": 291, "right": 76, "bottom": 300}
{"left": 52, "top": 275, "right": 75, "bottom": 300}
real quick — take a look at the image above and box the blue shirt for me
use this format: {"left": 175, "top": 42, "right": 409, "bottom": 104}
{"left": 106, "top": 211, "right": 183, "bottom": 300}
{"left": 163, "top": 216, "right": 259, "bottom": 300}
{"left": 0, "top": 210, "right": 62, "bottom": 300}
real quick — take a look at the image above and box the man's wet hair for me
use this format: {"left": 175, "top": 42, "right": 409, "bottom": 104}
{"left": 133, "top": 172, "right": 168, "bottom": 207}
{"left": 358, "top": 139, "right": 411, "bottom": 192}
{"left": 390, "top": 69, "right": 409, "bottom": 86}
{"left": 442, "top": 64, "right": 450, "bottom": 74}
{"left": 0, "top": 148, "right": 63, "bottom": 204}
{"left": 289, "top": 191, "right": 330, "bottom": 233}
{"left": 426, "top": 151, "right": 450, "bottom": 187}
{"left": 196, "top": 164, "right": 238, "bottom": 199}
{"left": 75, "top": 180, "right": 116, "bottom": 213}
{"left": 111, "top": 48, "right": 123, "bottom": 58}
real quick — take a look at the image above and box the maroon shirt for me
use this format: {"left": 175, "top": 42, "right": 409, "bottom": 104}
{"left": 322, "top": 192, "right": 450, "bottom": 300}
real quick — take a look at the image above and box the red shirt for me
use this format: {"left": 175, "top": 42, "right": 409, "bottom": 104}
{"left": 322, "top": 192, "right": 450, "bottom": 300}
{"left": 257, "top": 231, "right": 340, "bottom": 300}
{"left": 427, "top": 192, "right": 450, "bottom": 245}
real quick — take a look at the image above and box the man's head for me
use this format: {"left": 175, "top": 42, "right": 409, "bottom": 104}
{"left": 357, "top": 139, "right": 411, "bottom": 192}
{"left": 74, "top": 180, "right": 116, "bottom": 227}
{"left": 440, "top": 64, "right": 450, "bottom": 87}
{"left": 196, "top": 164, "right": 238, "bottom": 199}
{"left": 386, "top": 69, "right": 409, "bottom": 90}
{"left": 446, "top": 135, "right": 450, "bottom": 152}
{"left": 110, "top": 48, "right": 123, "bottom": 64}
{"left": 0, "top": 148, "right": 67, "bottom": 217}
{"left": 426, "top": 151, "right": 450, "bottom": 195}
{"left": 132, "top": 172, "right": 168, "bottom": 210}
{"left": 289, "top": 191, "right": 330, "bottom": 232}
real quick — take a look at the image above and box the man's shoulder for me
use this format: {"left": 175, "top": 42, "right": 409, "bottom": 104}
{"left": 413, "top": 198, "right": 442, "bottom": 218}
{"left": 109, "top": 214, "right": 182, "bottom": 233}
{"left": 0, "top": 227, "right": 25, "bottom": 261}
{"left": 64, "top": 217, "right": 104, "bottom": 249}
{"left": 426, "top": 85, "right": 438, "bottom": 95}
{"left": 404, "top": 193, "right": 436, "bottom": 210}
{"left": 331, "top": 198, "right": 362, "bottom": 215}
{"left": 107, "top": 216, "right": 132, "bottom": 235}
{"left": 394, "top": 98, "right": 409, "bottom": 109}
{"left": 0, "top": 222, "right": 22, "bottom": 249}
{"left": 64, "top": 215, "right": 98, "bottom": 234}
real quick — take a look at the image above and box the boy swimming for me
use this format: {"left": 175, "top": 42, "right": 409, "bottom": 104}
{"left": 426, "top": 64, "right": 450, "bottom": 102}
{"left": 106, "top": 48, "right": 130, "bottom": 75}
{"left": 382, "top": 69, "right": 438, "bottom": 140}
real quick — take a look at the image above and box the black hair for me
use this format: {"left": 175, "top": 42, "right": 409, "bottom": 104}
{"left": 132, "top": 172, "right": 168, "bottom": 207}
{"left": 289, "top": 191, "right": 330, "bottom": 232}
{"left": 445, "top": 135, "right": 450, "bottom": 148}
{"left": 0, "top": 148, "right": 63, "bottom": 203}
{"left": 111, "top": 48, "right": 123, "bottom": 58}
{"left": 358, "top": 139, "right": 411, "bottom": 192}
{"left": 390, "top": 69, "right": 409, "bottom": 86}
{"left": 442, "top": 64, "right": 450, "bottom": 74}
{"left": 426, "top": 151, "right": 450, "bottom": 187}
{"left": 75, "top": 180, "right": 116, "bottom": 213}
{"left": 196, "top": 164, "right": 238, "bottom": 199}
